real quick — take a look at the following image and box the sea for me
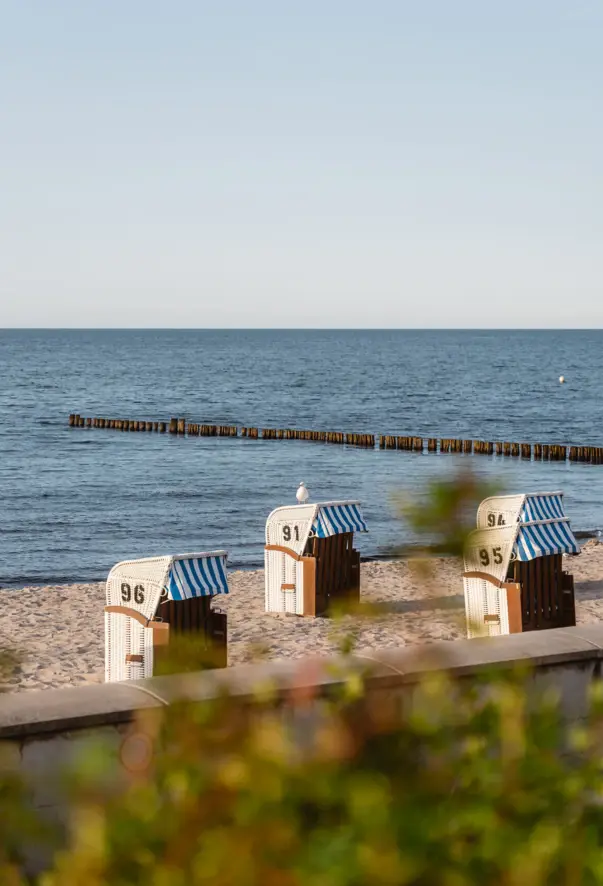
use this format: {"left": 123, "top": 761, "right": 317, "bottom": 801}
{"left": 1, "top": 329, "right": 602, "bottom": 588}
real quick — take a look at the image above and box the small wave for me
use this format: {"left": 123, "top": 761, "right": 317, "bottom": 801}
{"left": 161, "top": 489, "right": 224, "bottom": 500}
{"left": 68, "top": 439, "right": 103, "bottom": 445}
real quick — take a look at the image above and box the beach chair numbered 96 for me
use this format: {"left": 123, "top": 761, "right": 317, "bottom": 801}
{"left": 104, "top": 551, "right": 229, "bottom": 682}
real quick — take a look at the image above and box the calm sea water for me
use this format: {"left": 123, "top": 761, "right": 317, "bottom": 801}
{"left": 1, "top": 329, "right": 602, "bottom": 588}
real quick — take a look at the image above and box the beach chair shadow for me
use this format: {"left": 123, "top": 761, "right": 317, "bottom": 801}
{"left": 574, "top": 579, "right": 603, "bottom": 601}
{"left": 367, "top": 594, "right": 465, "bottom": 615}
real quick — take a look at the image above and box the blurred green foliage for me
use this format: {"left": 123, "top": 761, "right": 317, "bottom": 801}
{"left": 394, "top": 467, "right": 498, "bottom": 558}
{"left": 30, "top": 668, "right": 603, "bottom": 885}
{"left": 2, "top": 470, "right": 603, "bottom": 884}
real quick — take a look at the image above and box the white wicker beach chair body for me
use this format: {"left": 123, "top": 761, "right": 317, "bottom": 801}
{"left": 264, "top": 500, "right": 368, "bottom": 615}
{"left": 265, "top": 504, "right": 316, "bottom": 615}
{"left": 105, "top": 555, "right": 171, "bottom": 682}
{"left": 463, "top": 525, "right": 518, "bottom": 638}
{"left": 105, "top": 551, "right": 229, "bottom": 682}
{"left": 464, "top": 492, "right": 580, "bottom": 638}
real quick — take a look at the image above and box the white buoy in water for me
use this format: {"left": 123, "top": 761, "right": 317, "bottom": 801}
{"left": 559, "top": 375, "right": 565, "bottom": 384}
{"left": 296, "top": 481, "right": 309, "bottom": 504}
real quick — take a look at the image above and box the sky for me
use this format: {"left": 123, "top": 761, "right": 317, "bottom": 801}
{"left": 0, "top": 1, "right": 601, "bottom": 328}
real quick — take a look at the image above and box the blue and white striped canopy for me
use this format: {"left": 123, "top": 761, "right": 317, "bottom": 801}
{"left": 311, "top": 503, "right": 368, "bottom": 539}
{"left": 520, "top": 494, "right": 565, "bottom": 523}
{"left": 165, "top": 554, "right": 229, "bottom": 600}
{"left": 514, "top": 519, "right": 580, "bottom": 561}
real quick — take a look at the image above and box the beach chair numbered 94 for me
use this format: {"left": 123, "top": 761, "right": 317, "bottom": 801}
{"left": 104, "top": 551, "right": 229, "bottom": 682}
{"left": 463, "top": 492, "right": 579, "bottom": 638}
{"left": 265, "top": 500, "right": 368, "bottom": 616}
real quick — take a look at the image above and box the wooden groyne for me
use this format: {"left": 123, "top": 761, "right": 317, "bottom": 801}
{"left": 261, "top": 428, "right": 374, "bottom": 447}
{"left": 67, "top": 415, "right": 603, "bottom": 465}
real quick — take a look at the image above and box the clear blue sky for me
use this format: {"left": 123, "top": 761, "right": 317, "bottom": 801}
{"left": 1, "top": 1, "right": 601, "bottom": 327}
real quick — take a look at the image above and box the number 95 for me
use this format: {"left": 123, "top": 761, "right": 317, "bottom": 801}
{"left": 478, "top": 547, "right": 503, "bottom": 567}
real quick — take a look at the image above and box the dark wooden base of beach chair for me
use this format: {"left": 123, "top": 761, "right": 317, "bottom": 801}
{"left": 157, "top": 596, "right": 228, "bottom": 668}
{"left": 303, "top": 532, "right": 360, "bottom": 616}
{"left": 507, "top": 553, "right": 576, "bottom": 632}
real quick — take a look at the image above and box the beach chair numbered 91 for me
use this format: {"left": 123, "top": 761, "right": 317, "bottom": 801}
{"left": 265, "top": 500, "right": 368, "bottom": 616}
{"left": 104, "top": 551, "right": 229, "bottom": 682}
{"left": 463, "top": 492, "right": 579, "bottom": 638}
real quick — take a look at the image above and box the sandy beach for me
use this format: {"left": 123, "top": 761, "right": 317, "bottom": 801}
{"left": 2, "top": 541, "right": 603, "bottom": 693}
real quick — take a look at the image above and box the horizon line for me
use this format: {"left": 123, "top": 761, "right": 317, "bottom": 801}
{"left": 1, "top": 327, "right": 602, "bottom": 333}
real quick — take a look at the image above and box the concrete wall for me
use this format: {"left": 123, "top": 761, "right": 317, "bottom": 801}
{"left": 3, "top": 625, "right": 603, "bottom": 871}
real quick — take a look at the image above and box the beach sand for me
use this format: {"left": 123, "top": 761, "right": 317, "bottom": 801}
{"left": 2, "top": 540, "right": 603, "bottom": 693}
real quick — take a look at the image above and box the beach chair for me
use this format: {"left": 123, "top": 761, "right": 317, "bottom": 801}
{"left": 104, "top": 551, "right": 229, "bottom": 682}
{"left": 265, "top": 499, "right": 368, "bottom": 616}
{"left": 463, "top": 492, "right": 579, "bottom": 638}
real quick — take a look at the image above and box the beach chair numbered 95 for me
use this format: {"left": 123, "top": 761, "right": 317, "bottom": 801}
{"left": 104, "top": 551, "right": 229, "bottom": 682}
{"left": 265, "top": 500, "right": 368, "bottom": 616}
{"left": 463, "top": 492, "right": 579, "bottom": 638}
